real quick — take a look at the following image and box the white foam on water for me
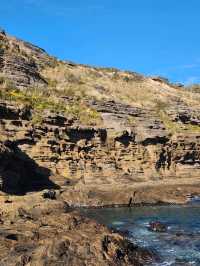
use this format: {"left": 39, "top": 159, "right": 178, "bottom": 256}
{"left": 156, "top": 262, "right": 174, "bottom": 266}
{"left": 83, "top": 205, "right": 200, "bottom": 265}
{"left": 111, "top": 221, "right": 125, "bottom": 226}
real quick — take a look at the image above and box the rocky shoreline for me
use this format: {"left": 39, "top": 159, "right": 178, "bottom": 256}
{"left": 82, "top": 204, "right": 200, "bottom": 266}
{"left": 0, "top": 194, "right": 161, "bottom": 266}
{"left": 0, "top": 29, "right": 200, "bottom": 265}
{"left": 0, "top": 180, "right": 198, "bottom": 265}
{"left": 0, "top": 185, "right": 198, "bottom": 265}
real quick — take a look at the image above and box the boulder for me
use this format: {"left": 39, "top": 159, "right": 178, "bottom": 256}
{"left": 148, "top": 221, "right": 167, "bottom": 233}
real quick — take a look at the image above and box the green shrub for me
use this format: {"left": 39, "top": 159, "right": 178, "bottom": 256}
{"left": 0, "top": 80, "right": 101, "bottom": 126}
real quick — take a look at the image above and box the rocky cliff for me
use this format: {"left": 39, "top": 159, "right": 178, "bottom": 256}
{"left": 0, "top": 28, "right": 200, "bottom": 265}
{"left": 0, "top": 29, "right": 200, "bottom": 207}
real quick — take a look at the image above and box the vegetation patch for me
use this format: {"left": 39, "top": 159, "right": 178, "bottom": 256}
{"left": 160, "top": 111, "right": 200, "bottom": 134}
{"left": 186, "top": 84, "right": 200, "bottom": 93}
{"left": 159, "top": 111, "right": 182, "bottom": 134}
{"left": 0, "top": 79, "right": 102, "bottom": 126}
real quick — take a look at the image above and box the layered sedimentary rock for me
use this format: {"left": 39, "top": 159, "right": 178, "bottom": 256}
{"left": 0, "top": 30, "right": 55, "bottom": 87}
{"left": 0, "top": 28, "right": 200, "bottom": 265}
{"left": 0, "top": 98, "right": 200, "bottom": 206}
{"left": 0, "top": 197, "right": 157, "bottom": 266}
{"left": 0, "top": 29, "right": 200, "bottom": 207}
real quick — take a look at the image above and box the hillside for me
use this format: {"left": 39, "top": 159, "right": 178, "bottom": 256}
{"left": 0, "top": 29, "right": 200, "bottom": 208}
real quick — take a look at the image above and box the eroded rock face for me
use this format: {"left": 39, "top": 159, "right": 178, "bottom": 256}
{"left": 0, "top": 199, "right": 158, "bottom": 266}
{"left": 0, "top": 31, "right": 54, "bottom": 88}
{"left": 1, "top": 28, "right": 200, "bottom": 266}
{"left": 0, "top": 137, "right": 58, "bottom": 195}
{"left": 0, "top": 99, "right": 200, "bottom": 205}
{"left": 0, "top": 30, "right": 200, "bottom": 207}
{"left": 166, "top": 104, "right": 200, "bottom": 126}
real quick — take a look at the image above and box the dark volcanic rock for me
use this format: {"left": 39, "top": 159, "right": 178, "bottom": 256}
{"left": 148, "top": 221, "right": 168, "bottom": 233}
{"left": 43, "top": 189, "right": 56, "bottom": 200}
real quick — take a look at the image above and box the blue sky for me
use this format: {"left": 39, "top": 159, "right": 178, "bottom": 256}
{"left": 0, "top": 0, "right": 200, "bottom": 84}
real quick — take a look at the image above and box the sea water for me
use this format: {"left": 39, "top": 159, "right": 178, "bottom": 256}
{"left": 81, "top": 201, "right": 200, "bottom": 265}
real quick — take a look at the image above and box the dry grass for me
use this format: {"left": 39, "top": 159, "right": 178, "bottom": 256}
{"left": 41, "top": 62, "right": 200, "bottom": 110}
{"left": 1, "top": 46, "right": 200, "bottom": 130}
{"left": 0, "top": 78, "right": 102, "bottom": 126}
{"left": 186, "top": 84, "right": 200, "bottom": 93}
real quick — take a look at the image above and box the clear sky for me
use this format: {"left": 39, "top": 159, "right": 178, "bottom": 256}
{"left": 0, "top": 0, "right": 200, "bottom": 84}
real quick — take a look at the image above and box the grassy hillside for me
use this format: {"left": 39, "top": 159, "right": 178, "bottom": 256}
{"left": 0, "top": 30, "right": 200, "bottom": 132}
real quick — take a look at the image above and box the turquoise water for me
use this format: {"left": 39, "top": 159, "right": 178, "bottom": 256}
{"left": 81, "top": 203, "right": 200, "bottom": 265}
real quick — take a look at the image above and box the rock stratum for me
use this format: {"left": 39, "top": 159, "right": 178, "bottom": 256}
{"left": 0, "top": 29, "right": 200, "bottom": 265}
{"left": 0, "top": 197, "right": 158, "bottom": 266}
